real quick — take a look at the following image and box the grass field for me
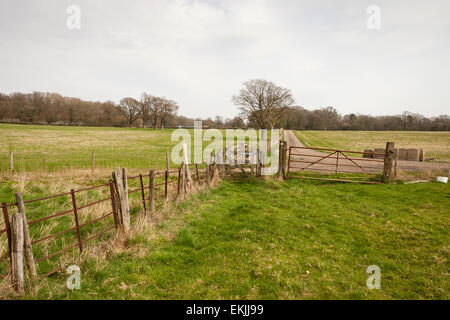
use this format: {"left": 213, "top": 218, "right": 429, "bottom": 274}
{"left": 0, "top": 124, "right": 181, "bottom": 172}
{"left": 295, "top": 131, "right": 450, "bottom": 162}
{"left": 13, "top": 178, "right": 449, "bottom": 300}
{"left": 1, "top": 124, "right": 449, "bottom": 299}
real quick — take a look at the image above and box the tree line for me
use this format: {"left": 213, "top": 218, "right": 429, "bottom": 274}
{"left": 1, "top": 88, "right": 449, "bottom": 131}
{"left": 0, "top": 91, "right": 182, "bottom": 128}
{"left": 232, "top": 79, "right": 450, "bottom": 131}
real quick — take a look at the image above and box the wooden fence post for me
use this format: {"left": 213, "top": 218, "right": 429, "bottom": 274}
{"left": 394, "top": 150, "right": 399, "bottom": 178}
{"left": 277, "top": 141, "right": 283, "bottom": 179}
{"left": 2, "top": 203, "right": 12, "bottom": 264}
{"left": 177, "top": 166, "right": 182, "bottom": 197}
{"left": 182, "top": 143, "right": 193, "bottom": 191}
{"left": 112, "top": 167, "right": 130, "bottom": 234}
{"left": 281, "top": 141, "right": 288, "bottom": 179}
{"left": 139, "top": 174, "right": 147, "bottom": 215}
{"left": 91, "top": 151, "right": 95, "bottom": 175}
{"left": 109, "top": 180, "right": 120, "bottom": 231}
{"left": 205, "top": 163, "right": 210, "bottom": 186}
{"left": 149, "top": 170, "right": 155, "bottom": 215}
{"left": 164, "top": 170, "right": 168, "bottom": 200}
{"left": 11, "top": 212, "right": 24, "bottom": 294}
{"left": 382, "top": 142, "right": 395, "bottom": 183}
{"left": 166, "top": 149, "right": 170, "bottom": 172}
{"left": 70, "top": 190, "right": 83, "bottom": 253}
{"left": 10, "top": 152, "right": 14, "bottom": 176}
{"left": 15, "top": 193, "right": 37, "bottom": 279}
{"left": 122, "top": 168, "right": 130, "bottom": 230}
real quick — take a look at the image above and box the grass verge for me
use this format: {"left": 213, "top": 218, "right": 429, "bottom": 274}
{"left": 14, "top": 177, "right": 449, "bottom": 300}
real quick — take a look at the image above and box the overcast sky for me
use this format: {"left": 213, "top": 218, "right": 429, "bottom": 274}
{"left": 0, "top": 0, "right": 449, "bottom": 119}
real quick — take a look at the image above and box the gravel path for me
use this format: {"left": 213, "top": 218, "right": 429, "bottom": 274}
{"left": 284, "top": 130, "right": 449, "bottom": 175}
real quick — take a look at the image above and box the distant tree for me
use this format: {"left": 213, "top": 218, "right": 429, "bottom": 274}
{"left": 159, "top": 98, "right": 179, "bottom": 129}
{"left": 232, "top": 79, "right": 295, "bottom": 129}
{"left": 119, "top": 97, "right": 141, "bottom": 127}
{"left": 226, "top": 116, "right": 246, "bottom": 128}
{"left": 140, "top": 93, "right": 153, "bottom": 127}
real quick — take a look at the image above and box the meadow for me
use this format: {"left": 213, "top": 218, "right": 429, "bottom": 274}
{"left": 14, "top": 178, "right": 450, "bottom": 300}
{"left": 295, "top": 131, "right": 450, "bottom": 162}
{"left": 0, "top": 124, "right": 449, "bottom": 299}
{"left": 0, "top": 124, "right": 180, "bottom": 172}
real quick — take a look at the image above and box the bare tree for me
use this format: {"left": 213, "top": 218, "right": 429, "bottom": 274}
{"left": 232, "top": 79, "right": 295, "bottom": 129}
{"left": 119, "top": 97, "right": 141, "bottom": 127}
{"left": 140, "top": 93, "right": 153, "bottom": 128}
{"left": 159, "top": 98, "right": 179, "bottom": 129}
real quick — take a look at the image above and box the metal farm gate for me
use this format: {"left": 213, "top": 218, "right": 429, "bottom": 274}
{"left": 286, "top": 145, "right": 392, "bottom": 184}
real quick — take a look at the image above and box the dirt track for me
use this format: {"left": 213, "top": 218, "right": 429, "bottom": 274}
{"left": 284, "top": 130, "right": 449, "bottom": 175}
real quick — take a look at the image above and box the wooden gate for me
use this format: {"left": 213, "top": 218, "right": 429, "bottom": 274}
{"left": 287, "top": 145, "right": 394, "bottom": 184}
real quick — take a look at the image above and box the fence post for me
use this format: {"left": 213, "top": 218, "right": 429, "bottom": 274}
{"left": 15, "top": 193, "right": 37, "bottom": 279}
{"left": 195, "top": 164, "right": 199, "bottom": 182}
{"left": 91, "top": 151, "right": 95, "bottom": 175}
{"left": 11, "top": 212, "right": 24, "bottom": 294}
{"left": 139, "top": 174, "right": 147, "bottom": 215}
{"left": 10, "top": 152, "right": 14, "bottom": 176}
{"left": 149, "top": 170, "right": 155, "bottom": 215}
{"left": 382, "top": 142, "right": 395, "bottom": 183}
{"left": 286, "top": 147, "right": 291, "bottom": 178}
{"left": 205, "top": 163, "right": 210, "bottom": 186}
{"left": 166, "top": 149, "right": 170, "bottom": 172}
{"left": 394, "top": 150, "right": 399, "bottom": 178}
{"left": 112, "top": 167, "right": 130, "bottom": 234}
{"left": 70, "top": 190, "right": 83, "bottom": 253}
{"left": 177, "top": 166, "right": 182, "bottom": 197}
{"left": 2, "top": 203, "right": 12, "bottom": 267}
{"left": 164, "top": 170, "right": 168, "bottom": 200}
{"left": 182, "top": 143, "right": 193, "bottom": 190}
{"left": 109, "top": 180, "right": 120, "bottom": 231}
{"left": 121, "top": 168, "right": 131, "bottom": 230}
{"left": 277, "top": 141, "right": 283, "bottom": 179}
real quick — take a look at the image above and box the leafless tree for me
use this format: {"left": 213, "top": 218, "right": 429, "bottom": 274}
{"left": 140, "top": 93, "right": 154, "bottom": 128}
{"left": 159, "top": 98, "right": 179, "bottom": 129}
{"left": 119, "top": 97, "right": 141, "bottom": 127}
{"left": 232, "top": 79, "right": 295, "bottom": 129}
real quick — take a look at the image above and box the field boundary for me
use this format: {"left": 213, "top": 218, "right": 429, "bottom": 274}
{"left": 1, "top": 159, "right": 222, "bottom": 293}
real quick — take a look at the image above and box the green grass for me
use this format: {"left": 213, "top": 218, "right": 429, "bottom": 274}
{"left": 0, "top": 124, "right": 271, "bottom": 172}
{"left": 0, "top": 124, "right": 181, "bottom": 172}
{"left": 295, "top": 131, "right": 450, "bottom": 162}
{"left": 26, "top": 178, "right": 449, "bottom": 300}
